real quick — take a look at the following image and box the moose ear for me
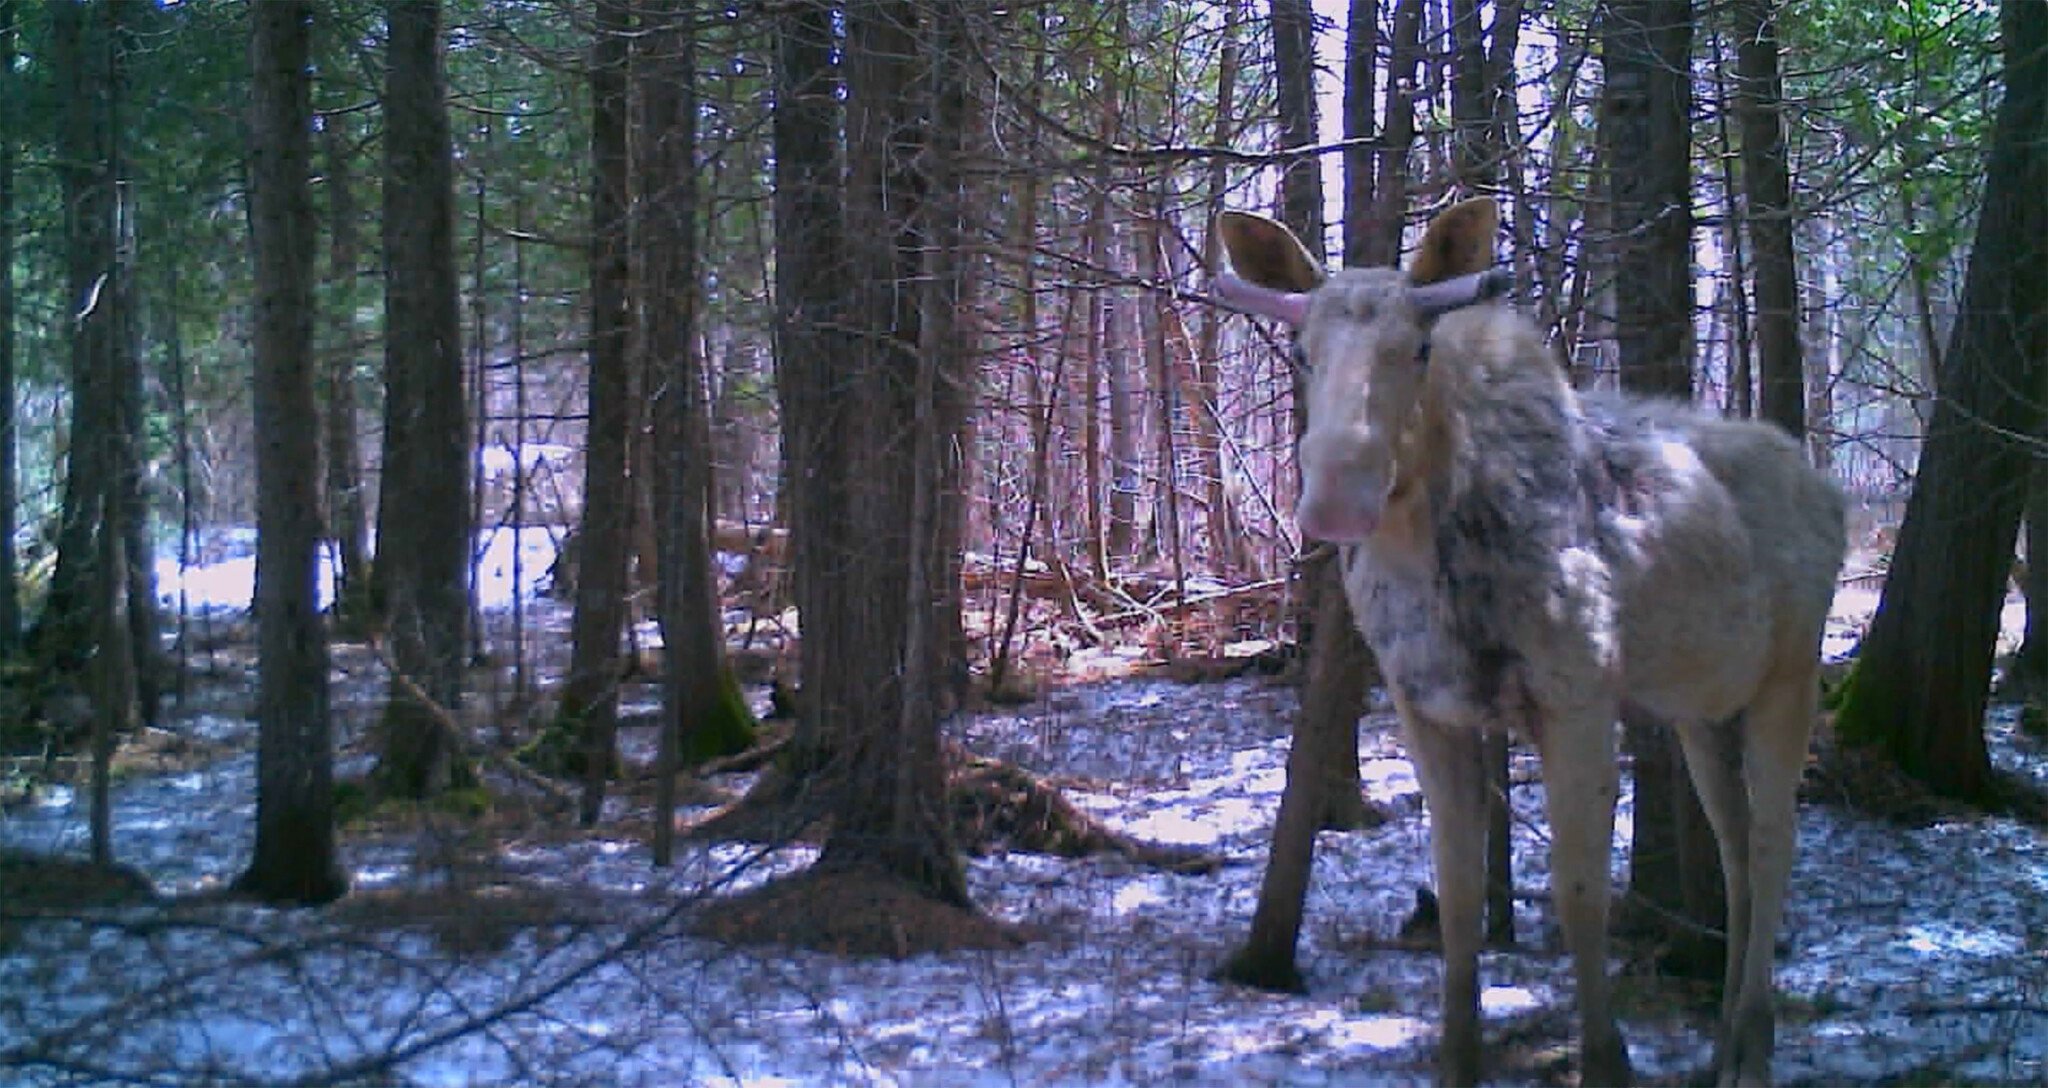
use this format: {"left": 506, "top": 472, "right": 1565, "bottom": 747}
{"left": 1408, "top": 198, "right": 1499, "bottom": 286}
{"left": 1216, "top": 211, "right": 1325, "bottom": 293}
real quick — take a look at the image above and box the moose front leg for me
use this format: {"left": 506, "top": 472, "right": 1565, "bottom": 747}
{"left": 1537, "top": 707, "right": 1633, "bottom": 1087}
{"left": 1399, "top": 712, "right": 1491, "bottom": 1087}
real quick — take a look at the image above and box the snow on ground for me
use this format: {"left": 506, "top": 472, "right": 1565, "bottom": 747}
{"left": 5, "top": 539, "right": 2046, "bottom": 1085}
{"left": 3, "top": 667, "right": 2046, "bottom": 1087}
{"left": 153, "top": 526, "right": 565, "bottom": 614}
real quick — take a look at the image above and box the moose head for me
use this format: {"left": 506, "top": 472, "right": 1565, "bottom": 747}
{"left": 1212, "top": 198, "right": 1509, "bottom": 543}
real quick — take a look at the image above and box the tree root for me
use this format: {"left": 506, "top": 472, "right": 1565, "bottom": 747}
{"left": 679, "top": 741, "right": 1219, "bottom": 874}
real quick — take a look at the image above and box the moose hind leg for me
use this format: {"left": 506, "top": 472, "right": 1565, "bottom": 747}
{"left": 1536, "top": 709, "right": 1633, "bottom": 1087}
{"left": 1675, "top": 716, "right": 1755, "bottom": 1067}
{"left": 1400, "top": 713, "right": 1490, "bottom": 1087}
{"left": 1722, "top": 661, "right": 1819, "bottom": 1087}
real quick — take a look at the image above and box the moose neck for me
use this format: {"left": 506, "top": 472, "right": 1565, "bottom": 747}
{"left": 1394, "top": 308, "right": 1584, "bottom": 550}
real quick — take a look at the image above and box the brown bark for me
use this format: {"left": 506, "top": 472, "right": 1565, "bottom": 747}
{"left": 1340, "top": 0, "right": 1375, "bottom": 266}
{"left": 1600, "top": 0, "right": 1695, "bottom": 399}
{"left": 990, "top": 31, "right": 1052, "bottom": 694}
{"left": 1083, "top": 34, "right": 1121, "bottom": 578}
{"left": 236, "top": 0, "right": 346, "bottom": 905}
{"left": 1362, "top": 0, "right": 1423, "bottom": 267}
{"left": 798, "top": 0, "right": 972, "bottom": 904}
{"left": 1271, "top": 0, "right": 1323, "bottom": 252}
{"left": 1710, "top": 29, "right": 1755, "bottom": 418}
{"left": 640, "top": 0, "right": 750, "bottom": 864}
{"left": 770, "top": 0, "right": 842, "bottom": 792}
{"left": 1222, "top": 0, "right": 1397, "bottom": 991}
{"left": 1602, "top": 0, "right": 1726, "bottom": 962}
{"left": 1195, "top": 0, "right": 1249, "bottom": 575}
{"left": 1733, "top": 0, "right": 1804, "bottom": 442}
{"left": 1143, "top": 178, "right": 1186, "bottom": 596}
{"left": 2016, "top": 466, "right": 2048, "bottom": 697}
{"left": 1444, "top": 0, "right": 1519, "bottom": 949}
{"left": 1838, "top": 0, "right": 2048, "bottom": 803}
{"left": 0, "top": 0, "right": 16, "bottom": 652}
{"left": 373, "top": 0, "right": 472, "bottom": 799}
{"left": 321, "top": 118, "right": 371, "bottom": 623}
{"left": 563, "top": 0, "right": 633, "bottom": 824}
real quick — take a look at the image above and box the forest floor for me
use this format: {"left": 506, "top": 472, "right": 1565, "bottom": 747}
{"left": 1, "top": 534, "right": 2046, "bottom": 1086}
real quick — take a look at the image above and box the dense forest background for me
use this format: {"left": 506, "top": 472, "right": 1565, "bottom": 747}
{"left": 1, "top": 0, "right": 2045, "bottom": 1082}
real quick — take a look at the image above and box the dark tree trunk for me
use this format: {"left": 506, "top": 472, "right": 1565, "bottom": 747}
{"left": 1601, "top": 0, "right": 1696, "bottom": 398}
{"left": 770, "top": 0, "right": 843, "bottom": 793}
{"left": 1445, "top": 0, "right": 1521, "bottom": 950}
{"left": 2015, "top": 466, "right": 2048, "bottom": 697}
{"left": 0, "top": 0, "right": 16, "bottom": 654}
{"left": 1340, "top": 0, "right": 1374, "bottom": 266}
{"left": 1194, "top": 0, "right": 1247, "bottom": 575}
{"left": 1733, "top": 0, "right": 1804, "bottom": 442}
{"left": 235, "top": 0, "right": 346, "bottom": 906}
{"left": 1602, "top": 0, "right": 1726, "bottom": 971}
{"left": 799, "top": 0, "right": 971, "bottom": 905}
{"left": 1272, "top": 0, "right": 1370, "bottom": 833}
{"left": 98, "top": 0, "right": 160, "bottom": 730}
{"left": 640, "top": 0, "right": 752, "bottom": 867}
{"left": 1838, "top": 0, "right": 2048, "bottom": 803}
{"left": 321, "top": 118, "right": 371, "bottom": 628}
{"left": 1100, "top": 10, "right": 1135, "bottom": 569}
{"left": 1221, "top": 0, "right": 1409, "bottom": 991}
{"left": 373, "top": 0, "right": 472, "bottom": 799}
{"left": 46, "top": 0, "right": 113, "bottom": 670}
{"left": 1271, "top": 0, "right": 1322, "bottom": 254}
{"left": 565, "top": 0, "right": 632, "bottom": 826}
{"left": 1082, "top": 41, "right": 1118, "bottom": 580}
{"left": 47, "top": 0, "right": 153, "bottom": 780}
{"left": 1363, "top": 0, "right": 1423, "bottom": 264}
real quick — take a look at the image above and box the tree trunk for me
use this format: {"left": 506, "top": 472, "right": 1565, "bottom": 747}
{"left": 1709, "top": 29, "right": 1755, "bottom": 418}
{"left": 46, "top": 0, "right": 153, "bottom": 756}
{"left": 794, "top": 0, "right": 970, "bottom": 905}
{"left": 0, "top": 0, "right": 16, "bottom": 654}
{"left": 2014, "top": 465, "right": 2048, "bottom": 697}
{"left": 1340, "top": 0, "right": 1375, "bottom": 267}
{"left": 1364, "top": 0, "right": 1423, "bottom": 263}
{"left": 770, "top": 0, "right": 843, "bottom": 794}
{"left": 1221, "top": 0, "right": 1396, "bottom": 990}
{"left": 990, "top": 29, "right": 1051, "bottom": 693}
{"left": 321, "top": 118, "right": 371, "bottom": 627}
{"left": 1601, "top": 0, "right": 1696, "bottom": 399}
{"left": 46, "top": 0, "right": 112, "bottom": 672}
{"left": 639, "top": 0, "right": 753, "bottom": 867}
{"left": 99, "top": 1, "right": 160, "bottom": 731}
{"left": 1837, "top": 0, "right": 2048, "bottom": 803}
{"left": 1142, "top": 178, "right": 1186, "bottom": 594}
{"left": 1445, "top": 0, "right": 1520, "bottom": 949}
{"left": 1602, "top": 0, "right": 1727, "bottom": 970}
{"left": 1195, "top": 0, "right": 1248, "bottom": 575}
{"left": 564, "top": 0, "right": 633, "bottom": 825}
{"left": 1101, "top": 13, "right": 1136, "bottom": 569}
{"left": 1083, "top": 39, "right": 1119, "bottom": 579}
{"left": 1271, "top": 0, "right": 1322, "bottom": 256}
{"left": 373, "top": 0, "right": 472, "bottom": 799}
{"left": 235, "top": 0, "right": 346, "bottom": 905}
{"left": 1733, "top": 0, "right": 1804, "bottom": 442}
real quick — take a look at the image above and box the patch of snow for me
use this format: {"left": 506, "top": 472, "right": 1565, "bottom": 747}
{"left": 2, "top": 675, "right": 2045, "bottom": 1085}
{"left": 152, "top": 526, "right": 565, "bottom": 616}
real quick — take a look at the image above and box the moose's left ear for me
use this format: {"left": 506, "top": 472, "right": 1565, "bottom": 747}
{"left": 1408, "top": 198, "right": 1499, "bottom": 286}
{"left": 1217, "top": 211, "right": 1326, "bottom": 293}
